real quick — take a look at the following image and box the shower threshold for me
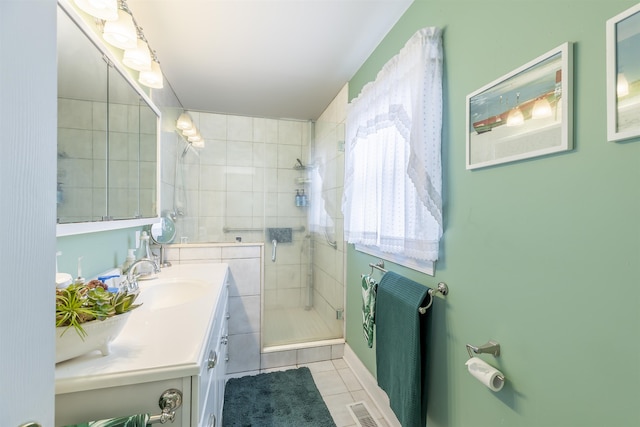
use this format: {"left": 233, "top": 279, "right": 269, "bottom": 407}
{"left": 262, "top": 338, "right": 345, "bottom": 354}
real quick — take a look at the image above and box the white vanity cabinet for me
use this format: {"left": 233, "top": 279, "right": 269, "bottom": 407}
{"left": 194, "top": 280, "right": 228, "bottom": 427}
{"left": 55, "top": 263, "right": 229, "bottom": 427}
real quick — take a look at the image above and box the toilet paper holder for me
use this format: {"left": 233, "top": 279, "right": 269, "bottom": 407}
{"left": 466, "top": 340, "right": 500, "bottom": 358}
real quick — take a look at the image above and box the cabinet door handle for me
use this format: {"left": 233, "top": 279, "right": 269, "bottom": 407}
{"left": 208, "top": 350, "right": 218, "bottom": 370}
{"left": 208, "top": 413, "right": 216, "bottom": 427}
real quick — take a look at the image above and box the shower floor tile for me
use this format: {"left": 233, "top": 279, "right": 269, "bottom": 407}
{"left": 263, "top": 306, "right": 339, "bottom": 347}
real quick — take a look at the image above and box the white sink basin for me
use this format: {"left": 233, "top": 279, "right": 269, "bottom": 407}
{"left": 138, "top": 277, "right": 209, "bottom": 310}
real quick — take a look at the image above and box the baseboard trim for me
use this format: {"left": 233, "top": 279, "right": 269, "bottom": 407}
{"left": 343, "top": 344, "right": 400, "bottom": 427}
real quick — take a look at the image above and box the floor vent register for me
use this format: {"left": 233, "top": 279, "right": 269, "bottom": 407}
{"left": 347, "top": 401, "right": 378, "bottom": 427}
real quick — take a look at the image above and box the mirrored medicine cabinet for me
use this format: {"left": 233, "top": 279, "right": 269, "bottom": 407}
{"left": 56, "top": 3, "right": 160, "bottom": 236}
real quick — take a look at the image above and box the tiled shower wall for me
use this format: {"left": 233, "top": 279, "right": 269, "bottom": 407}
{"left": 167, "top": 113, "right": 311, "bottom": 310}
{"left": 309, "top": 85, "right": 348, "bottom": 338}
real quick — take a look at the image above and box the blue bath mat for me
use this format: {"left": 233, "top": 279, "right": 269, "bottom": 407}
{"left": 222, "top": 367, "right": 336, "bottom": 426}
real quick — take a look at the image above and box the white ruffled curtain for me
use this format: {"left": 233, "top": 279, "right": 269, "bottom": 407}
{"left": 342, "top": 27, "right": 443, "bottom": 262}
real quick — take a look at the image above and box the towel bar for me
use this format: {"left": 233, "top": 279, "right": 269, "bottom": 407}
{"left": 148, "top": 389, "right": 182, "bottom": 424}
{"left": 367, "top": 261, "right": 448, "bottom": 314}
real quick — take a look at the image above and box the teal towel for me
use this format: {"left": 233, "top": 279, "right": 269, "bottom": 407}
{"left": 376, "top": 271, "right": 431, "bottom": 427}
{"left": 64, "top": 414, "right": 150, "bottom": 427}
{"left": 361, "top": 274, "right": 378, "bottom": 348}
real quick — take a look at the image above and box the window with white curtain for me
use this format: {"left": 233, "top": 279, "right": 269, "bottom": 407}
{"left": 342, "top": 27, "right": 443, "bottom": 273}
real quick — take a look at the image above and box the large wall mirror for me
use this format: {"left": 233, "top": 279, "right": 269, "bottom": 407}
{"left": 57, "top": 4, "right": 160, "bottom": 236}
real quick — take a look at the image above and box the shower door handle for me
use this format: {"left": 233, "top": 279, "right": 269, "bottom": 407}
{"left": 271, "top": 239, "right": 277, "bottom": 262}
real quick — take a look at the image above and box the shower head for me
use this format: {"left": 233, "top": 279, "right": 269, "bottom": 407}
{"left": 181, "top": 142, "right": 194, "bottom": 158}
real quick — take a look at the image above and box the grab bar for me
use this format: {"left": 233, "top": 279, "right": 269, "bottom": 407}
{"left": 367, "top": 261, "right": 449, "bottom": 314}
{"left": 223, "top": 226, "right": 305, "bottom": 233}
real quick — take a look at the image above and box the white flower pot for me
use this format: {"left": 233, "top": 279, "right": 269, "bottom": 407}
{"left": 55, "top": 312, "right": 131, "bottom": 364}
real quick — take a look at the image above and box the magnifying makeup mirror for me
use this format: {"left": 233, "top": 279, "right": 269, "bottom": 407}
{"left": 150, "top": 212, "right": 176, "bottom": 267}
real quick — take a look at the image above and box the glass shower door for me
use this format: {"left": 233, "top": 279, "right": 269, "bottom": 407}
{"left": 261, "top": 119, "right": 345, "bottom": 349}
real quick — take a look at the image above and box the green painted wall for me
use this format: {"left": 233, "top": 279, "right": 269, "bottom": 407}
{"left": 346, "top": 1, "right": 640, "bottom": 426}
{"left": 56, "top": 228, "right": 142, "bottom": 280}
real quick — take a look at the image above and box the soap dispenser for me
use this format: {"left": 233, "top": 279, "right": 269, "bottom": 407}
{"left": 137, "top": 231, "right": 155, "bottom": 277}
{"left": 73, "top": 256, "right": 85, "bottom": 285}
{"left": 122, "top": 248, "right": 136, "bottom": 273}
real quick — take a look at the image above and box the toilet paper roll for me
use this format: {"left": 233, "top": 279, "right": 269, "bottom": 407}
{"left": 465, "top": 357, "right": 505, "bottom": 392}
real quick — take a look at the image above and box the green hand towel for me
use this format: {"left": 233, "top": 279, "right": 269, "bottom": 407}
{"left": 376, "top": 271, "right": 431, "bottom": 427}
{"left": 65, "top": 413, "right": 150, "bottom": 427}
{"left": 361, "top": 274, "right": 378, "bottom": 348}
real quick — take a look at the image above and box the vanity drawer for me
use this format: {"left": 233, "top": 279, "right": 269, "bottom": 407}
{"left": 196, "top": 283, "right": 228, "bottom": 426}
{"left": 55, "top": 377, "right": 191, "bottom": 427}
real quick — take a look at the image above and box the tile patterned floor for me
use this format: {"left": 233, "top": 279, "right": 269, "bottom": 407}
{"left": 262, "top": 359, "right": 389, "bottom": 427}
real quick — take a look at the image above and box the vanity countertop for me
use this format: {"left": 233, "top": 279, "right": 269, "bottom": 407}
{"left": 55, "top": 262, "right": 229, "bottom": 395}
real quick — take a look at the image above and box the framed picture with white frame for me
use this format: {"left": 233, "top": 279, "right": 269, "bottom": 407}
{"left": 606, "top": 2, "right": 640, "bottom": 142}
{"left": 466, "top": 42, "right": 573, "bottom": 169}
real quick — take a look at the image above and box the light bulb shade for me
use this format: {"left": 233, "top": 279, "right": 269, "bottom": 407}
{"left": 506, "top": 108, "right": 524, "bottom": 127}
{"left": 103, "top": 9, "right": 137, "bottom": 49}
{"left": 188, "top": 133, "right": 202, "bottom": 143}
{"left": 182, "top": 127, "right": 197, "bottom": 137}
{"left": 191, "top": 139, "right": 205, "bottom": 148}
{"left": 123, "top": 39, "right": 152, "bottom": 71}
{"left": 74, "top": 0, "right": 118, "bottom": 21}
{"left": 176, "top": 113, "right": 193, "bottom": 130}
{"left": 532, "top": 98, "right": 552, "bottom": 119}
{"left": 138, "top": 61, "right": 164, "bottom": 89}
{"left": 617, "top": 73, "right": 629, "bottom": 97}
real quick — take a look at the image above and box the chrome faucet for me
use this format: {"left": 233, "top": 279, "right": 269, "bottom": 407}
{"left": 125, "top": 258, "right": 160, "bottom": 293}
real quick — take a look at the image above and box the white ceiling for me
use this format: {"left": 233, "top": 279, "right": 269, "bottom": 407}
{"left": 126, "top": 0, "right": 414, "bottom": 120}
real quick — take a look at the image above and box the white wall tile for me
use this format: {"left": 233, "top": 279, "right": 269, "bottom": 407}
{"left": 227, "top": 332, "right": 260, "bottom": 374}
{"left": 261, "top": 350, "right": 297, "bottom": 369}
{"left": 227, "top": 115, "right": 253, "bottom": 141}
{"left": 226, "top": 258, "right": 261, "bottom": 296}
{"left": 179, "top": 246, "right": 222, "bottom": 261}
{"left": 298, "top": 346, "right": 332, "bottom": 365}
{"left": 253, "top": 117, "right": 278, "bottom": 143}
{"left": 221, "top": 245, "right": 261, "bottom": 259}
{"left": 228, "top": 295, "right": 260, "bottom": 335}
{"left": 226, "top": 141, "right": 253, "bottom": 167}
{"left": 278, "top": 120, "right": 303, "bottom": 145}
{"left": 277, "top": 144, "right": 302, "bottom": 169}
{"left": 199, "top": 113, "right": 227, "bottom": 140}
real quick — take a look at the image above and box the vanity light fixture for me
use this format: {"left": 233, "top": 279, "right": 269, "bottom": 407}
{"left": 123, "top": 38, "right": 152, "bottom": 71}
{"left": 102, "top": 8, "right": 137, "bottom": 49}
{"left": 188, "top": 133, "right": 203, "bottom": 143}
{"left": 531, "top": 97, "right": 552, "bottom": 119}
{"left": 182, "top": 127, "right": 197, "bottom": 137}
{"left": 77, "top": 0, "right": 164, "bottom": 89}
{"left": 176, "top": 113, "right": 194, "bottom": 130}
{"left": 176, "top": 113, "right": 205, "bottom": 149}
{"left": 138, "top": 59, "right": 163, "bottom": 89}
{"left": 191, "top": 138, "right": 205, "bottom": 149}
{"left": 74, "top": 0, "right": 118, "bottom": 21}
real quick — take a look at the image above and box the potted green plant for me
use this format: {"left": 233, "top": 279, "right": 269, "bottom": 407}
{"left": 55, "top": 280, "right": 141, "bottom": 363}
